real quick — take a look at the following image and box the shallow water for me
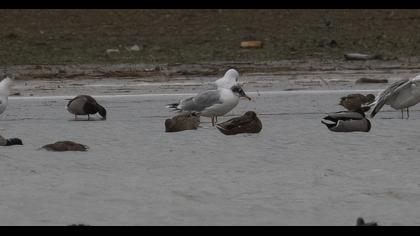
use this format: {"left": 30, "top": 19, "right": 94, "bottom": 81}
{"left": 1, "top": 75, "right": 420, "bottom": 225}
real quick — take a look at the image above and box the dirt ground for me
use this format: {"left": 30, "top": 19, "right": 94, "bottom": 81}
{"left": 1, "top": 9, "right": 420, "bottom": 67}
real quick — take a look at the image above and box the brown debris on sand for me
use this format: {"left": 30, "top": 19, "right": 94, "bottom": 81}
{"left": 344, "top": 53, "right": 383, "bottom": 61}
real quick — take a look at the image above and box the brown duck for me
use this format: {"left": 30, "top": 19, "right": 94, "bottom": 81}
{"left": 215, "top": 111, "right": 262, "bottom": 135}
{"left": 339, "top": 94, "right": 375, "bottom": 111}
{"left": 41, "top": 141, "right": 89, "bottom": 151}
{"left": 66, "top": 95, "right": 107, "bottom": 120}
{"left": 165, "top": 111, "right": 200, "bottom": 132}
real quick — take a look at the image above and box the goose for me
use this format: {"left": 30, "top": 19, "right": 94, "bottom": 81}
{"left": 66, "top": 95, "right": 106, "bottom": 120}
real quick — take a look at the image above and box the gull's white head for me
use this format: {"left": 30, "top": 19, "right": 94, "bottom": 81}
{"left": 0, "top": 77, "right": 14, "bottom": 95}
{"left": 411, "top": 74, "right": 420, "bottom": 83}
{"left": 215, "top": 69, "right": 240, "bottom": 89}
{"left": 224, "top": 69, "right": 239, "bottom": 81}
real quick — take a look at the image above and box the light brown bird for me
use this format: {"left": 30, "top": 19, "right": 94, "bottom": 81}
{"left": 165, "top": 111, "right": 200, "bottom": 132}
{"left": 41, "top": 141, "right": 88, "bottom": 151}
{"left": 216, "top": 111, "right": 262, "bottom": 135}
{"left": 339, "top": 94, "right": 375, "bottom": 111}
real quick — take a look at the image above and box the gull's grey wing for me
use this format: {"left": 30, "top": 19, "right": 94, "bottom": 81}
{"left": 371, "top": 78, "right": 410, "bottom": 117}
{"left": 179, "top": 90, "right": 222, "bottom": 112}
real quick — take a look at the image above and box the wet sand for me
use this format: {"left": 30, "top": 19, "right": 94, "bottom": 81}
{"left": 1, "top": 74, "right": 420, "bottom": 225}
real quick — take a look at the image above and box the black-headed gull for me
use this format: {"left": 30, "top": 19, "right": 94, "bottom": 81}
{"left": 168, "top": 84, "right": 251, "bottom": 126}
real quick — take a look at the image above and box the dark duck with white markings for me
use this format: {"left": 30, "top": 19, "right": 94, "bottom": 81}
{"left": 322, "top": 108, "right": 371, "bottom": 132}
{"left": 0, "top": 134, "right": 22, "bottom": 146}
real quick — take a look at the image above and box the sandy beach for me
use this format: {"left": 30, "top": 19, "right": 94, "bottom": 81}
{"left": 3, "top": 9, "right": 420, "bottom": 226}
{"left": 1, "top": 70, "right": 420, "bottom": 225}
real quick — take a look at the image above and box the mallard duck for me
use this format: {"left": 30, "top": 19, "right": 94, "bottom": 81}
{"left": 165, "top": 111, "right": 200, "bottom": 132}
{"left": 41, "top": 141, "right": 88, "bottom": 151}
{"left": 216, "top": 111, "right": 262, "bottom": 135}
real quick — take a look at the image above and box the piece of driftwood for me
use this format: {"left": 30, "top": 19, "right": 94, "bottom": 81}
{"left": 344, "top": 53, "right": 383, "bottom": 61}
{"left": 355, "top": 77, "right": 388, "bottom": 84}
{"left": 240, "top": 40, "right": 263, "bottom": 49}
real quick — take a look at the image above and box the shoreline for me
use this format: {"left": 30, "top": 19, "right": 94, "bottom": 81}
{"left": 3, "top": 57, "right": 420, "bottom": 81}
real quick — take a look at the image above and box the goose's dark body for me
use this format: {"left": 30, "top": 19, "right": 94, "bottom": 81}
{"left": 66, "top": 95, "right": 106, "bottom": 120}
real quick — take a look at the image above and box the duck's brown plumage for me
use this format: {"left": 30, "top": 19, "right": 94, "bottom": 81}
{"left": 339, "top": 94, "right": 375, "bottom": 111}
{"left": 216, "top": 111, "right": 262, "bottom": 135}
{"left": 41, "top": 141, "right": 88, "bottom": 151}
{"left": 165, "top": 112, "right": 200, "bottom": 132}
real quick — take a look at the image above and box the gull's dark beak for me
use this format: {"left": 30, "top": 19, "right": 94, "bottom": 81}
{"left": 239, "top": 90, "right": 252, "bottom": 101}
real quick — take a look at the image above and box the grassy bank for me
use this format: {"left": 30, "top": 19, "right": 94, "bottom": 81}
{"left": 1, "top": 9, "right": 420, "bottom": 66}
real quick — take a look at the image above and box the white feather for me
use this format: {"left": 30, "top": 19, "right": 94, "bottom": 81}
{"left": 0, "top": 77, "right": 14, "bottom": 115}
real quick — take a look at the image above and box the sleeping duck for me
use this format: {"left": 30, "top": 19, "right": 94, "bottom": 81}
{"left": 216, "top": 111, "right": 262, "bottom": 135}
{"left": 322, "top": 108, "right": 371, "bottom": 132}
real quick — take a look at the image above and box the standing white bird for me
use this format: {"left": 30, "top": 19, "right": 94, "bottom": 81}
{"left": 370, "top": 75, "right": 420, "bottom": 119}
{"left": 0, "top": 77, "right": 14, "bottom": 116}
{"left": 167, "top": 84, "right": 252, "bottom": 126}
{"left": 214, "top": 69, "right": 240, "bottom": 89}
